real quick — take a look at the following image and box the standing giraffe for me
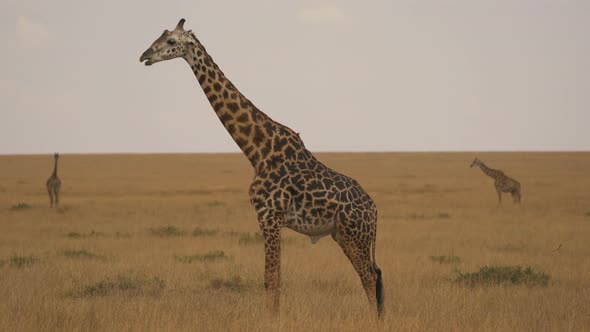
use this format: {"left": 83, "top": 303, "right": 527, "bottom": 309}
{"left": 140, "top": 19, "right": 384, "bottom": 317}
{"left": 470, "top": 158, "right": 521, "bottom": 205}
{"left": 46, "top": 153, "right": 61, "bottom": 208}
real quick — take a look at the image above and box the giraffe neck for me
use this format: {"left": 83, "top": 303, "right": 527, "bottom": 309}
{"left": 181, "top": 35, "right": 305, "bottom": 169}
{"left": 477, "top": 162, "right": 500, "bottom": 179}
{"left": 52, "top": 157, "right": 58, "bottom": 177}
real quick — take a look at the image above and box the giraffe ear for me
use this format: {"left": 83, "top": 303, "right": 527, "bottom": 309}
{"left": 176, "top": 18, "right": 186, "bottom": 30}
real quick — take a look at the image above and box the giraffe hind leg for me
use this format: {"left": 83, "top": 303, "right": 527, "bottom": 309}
{"left": 332, "top": 231, "right": 382, "bottom": 318}
{"left": 54, "top": 189, "right": 60, "bottom": 208}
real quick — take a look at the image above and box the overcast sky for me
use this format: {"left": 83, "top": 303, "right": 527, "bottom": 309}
{"left": 1, "top": 0, "right": 589, "bottom": 154}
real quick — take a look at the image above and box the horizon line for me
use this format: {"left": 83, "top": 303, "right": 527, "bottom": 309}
{"left": 1, "top": 149, "right": 589, "bottom": 156}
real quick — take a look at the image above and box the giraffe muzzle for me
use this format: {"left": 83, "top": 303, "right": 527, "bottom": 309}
{"left": 140, "top": 49, "right": 154, "bottom": 66}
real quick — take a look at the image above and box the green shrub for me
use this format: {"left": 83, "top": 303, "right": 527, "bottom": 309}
{"left": 238, "top": 232, "right": 264, "bottom": 245}
{"left": 192, "top": 227, "right": 218, "bottom": 237}
{"left": 62, "top": 249, "right": 98, "bottom": 259}
{"left": 10, "top": 255, "right": 38, "bottom": 268}
{"left": 453, "top": 265, "right": 549, "bottom": 287}
{"left": 430, "top": 255, "right": 461, "bottom": 264}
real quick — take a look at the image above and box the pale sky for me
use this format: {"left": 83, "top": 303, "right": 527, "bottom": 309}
{"left": 1, "top": 0, "right": 589, "bottom": 154}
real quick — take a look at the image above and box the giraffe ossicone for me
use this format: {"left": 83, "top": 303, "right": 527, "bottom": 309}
{"left": 140, "top": 18, "right": 384, "bottom": 318}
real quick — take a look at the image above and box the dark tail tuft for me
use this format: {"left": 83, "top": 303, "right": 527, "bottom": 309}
{"left": 374, "top": 264, "right": 384, "bottom": 318}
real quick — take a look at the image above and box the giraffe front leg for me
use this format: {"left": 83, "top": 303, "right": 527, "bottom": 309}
{"left": 259, "top": 214, "right": 283, "bottom": 315}
{"left": 48, "top": 190, "right": 54, "bottom": 208}
{"left": 496, "top": 189, "right": 502, "bottom": 206}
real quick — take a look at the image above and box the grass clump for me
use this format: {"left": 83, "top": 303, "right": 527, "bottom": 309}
{"left": 238, "top": 232, "right": 264, "bottom": 246}
{"left": 209, "top": 276, "right": 248, "bottom": 292}
{"left": 10, "top": 255, "right": 38, "bottom": 268}
{"left": 175, "top": 250, "right": 227, "bottom": 263}
{"left": 66, "top": 230, "right": 105, "bottom": 239}
{"left": 495, "top": 242, "right": 527, "bottom": 252}
{"left": 453, "top": 265, "right": 549, "bottom": 287}
{"left": 437, "top": 212, "right": 451, "bottom": 219}
{"left": 430, "top": 255, "right": 461, "bottom": 264}
{"left": 192, "top": 227, "right": 218, "bottom": 237}
{"left": 11, "top": 203, "right": 32, "bottom": 211}
{"left": 75, "top": 274, "right": 165, "bottom": 297}
{"left": 115, "top": 231, "right": 132, "bottom": 238}
{"left": 150, "top": 226, "right": 186, "bottom": 237}
{"left": 62, "top": 249, "right": 99, "bottom": 259}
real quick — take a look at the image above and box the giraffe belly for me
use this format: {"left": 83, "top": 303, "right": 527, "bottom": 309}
{"left": 284, "top": 204, "right": 337, "bottom": 244}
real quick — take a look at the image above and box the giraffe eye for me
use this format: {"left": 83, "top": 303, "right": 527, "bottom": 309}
{"left": 167, "top": 39, "right": 177, "bottom": 46}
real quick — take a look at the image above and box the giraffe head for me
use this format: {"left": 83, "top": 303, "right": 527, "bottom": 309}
{"left": 470, "top": 158, "right": 480, "bottom": 168}
{"left": 54, "top": 153, "right": 59, "bottom": 160}
{"left": 140, "top": 19, "right": 196, "bottom": 66}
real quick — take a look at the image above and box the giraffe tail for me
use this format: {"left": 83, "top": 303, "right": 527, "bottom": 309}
{"left": 371, "top": 213, "right": 384, "bottom": 318}
{"left": 374, "top": 263, "right": 384, "bottom": 318}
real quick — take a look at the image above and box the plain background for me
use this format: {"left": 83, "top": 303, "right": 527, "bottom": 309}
{"left": 2, "top": 0, "right": 589, "bottom": 154}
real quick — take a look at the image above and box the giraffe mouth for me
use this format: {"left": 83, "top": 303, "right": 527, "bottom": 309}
{"left": 140, "top": 51, "right": 154, "bottom": 66}
{"left": 140, "top": 57, "right": 154, "bottom": 66}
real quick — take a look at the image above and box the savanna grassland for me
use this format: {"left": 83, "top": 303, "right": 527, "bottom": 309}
{"left": 0, "top": 152, "right": 589, "bottom": 331}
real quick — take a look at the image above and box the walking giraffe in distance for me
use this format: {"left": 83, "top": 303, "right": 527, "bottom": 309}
{"left": 470, "top": 158, "right": 521, "bottom": 205}
{"left": 140, "top": 19, "right": 384, "bottom": 317}
{"left": 46, "top": 153, "right": 61, "bottom": 208}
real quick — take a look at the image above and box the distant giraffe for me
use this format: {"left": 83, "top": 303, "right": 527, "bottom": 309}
{"left": 140, "top": 19, "right": 384, "bottom": 317}
{"left": 46, "top": 153, "right": 61, "bottom": 208}
{"left": 470, "top": 158, "right": 521, "bottom": 205}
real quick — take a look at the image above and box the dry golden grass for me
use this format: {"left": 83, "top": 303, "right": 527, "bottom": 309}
{"left": 1, "top": 152, "right": 589, "bottom": 331}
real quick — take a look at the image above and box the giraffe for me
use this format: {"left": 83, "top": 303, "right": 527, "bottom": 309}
{"left": 140, "top": 19, "right": 384, "bottom": 317}
{"left": 46, "top": 153, "right": 61, "bottom": 208}
{"left": 470, "top": 158, "right": 521, "bottom": 205}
